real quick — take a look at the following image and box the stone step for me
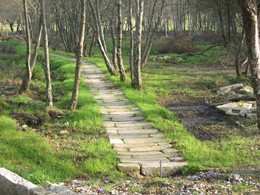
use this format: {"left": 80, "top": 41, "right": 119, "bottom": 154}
{"left": 113, "top": 143, "right": 159, "bottom": 148}
{"left": 141, "top": 162, "right": 188, "bottom": 177}
{"left": 108, "top": 134, "right": 150, "bottom": 139}
{"left": 120, "top": 158, "right": 170, "bottom": 163}
{"left": 123, "top": 138, "right": 165, "bottom": 144}
{"left": 117, "top": 129, "right": 159, "bottom": 135}
{"left": 105, "top": 121, "right": 151, "bottom": 128}
{"left": 104, "top": 116, "right": 145, "bottom": 122}
{"left": 129, "top": 145, "right": 172, "bottom": 152}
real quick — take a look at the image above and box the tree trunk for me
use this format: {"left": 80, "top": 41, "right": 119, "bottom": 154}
{"left": 128, "top": 0, "right": 134, "bottom": 82}
{"left": 9, "top": 21, "right": 14, "bottom": 32}
{"left": 19, "top": 0, "right": 32, "bottom": 94}
{"left": 88, "top": 32, "right": 95, "bottom": 57}
{"left": 89, "top": 0, "right": 116, "bottom": 76}
{"left": 235, "top": 29, "right": 245, "bottom": 77}
{"left": 40, "top": 0, "right": 53, "bottom": 108}
{"left": 110, "top": 18, "right": 118, "bottom": 70}
{"left": 116, "top": 0, "right": 127, "bottom": 82}
{"left": 31, "top": 15, "right": 43, "bottom": 72}
{"left": 132, "top": 0, "right": 144, "bottom": 90}
{"left": 141, "top": 0, "right": 165, "bottom": 69}
{"left": 238, "top": 0, "right": 260, "bottom": 129}
{"left": 70, "top": 0, "right": 86, "bottom": 110}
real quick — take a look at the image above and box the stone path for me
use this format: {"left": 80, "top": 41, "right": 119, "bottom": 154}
{"left": 53, "top": 54, "right": 188, "bottom": 177}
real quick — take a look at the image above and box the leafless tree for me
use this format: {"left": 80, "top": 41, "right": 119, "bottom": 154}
{"left": 19, "top": 0, "right": 32, "bottom": 94}
{"left": 70, "top": 0, "right": 87, "bottom": 110}
{"left": 40, "top": 0, "right": 53, "bottom": 107}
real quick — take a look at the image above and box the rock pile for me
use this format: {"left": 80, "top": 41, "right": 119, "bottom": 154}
{"left": 215, "top": 83, "right": 256, "bottom": 118}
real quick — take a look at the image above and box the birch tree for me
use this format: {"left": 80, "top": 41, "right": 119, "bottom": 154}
{"left": 40, "top": 0, "right": 53, "bottom": 107}
{"left": 89, "top": 0, "right": 116, "bottom": 76}
{"left": 70, "top": 0, "right": 87, "bottom": 110}
{"left": 19, "top": 0, "right": 32, "bottom": 94}
{"left": 116, "top": 0, "right": 127, "bottom": 82}
{"left": 131, "top": 0, "right": 144, "bottom": 89}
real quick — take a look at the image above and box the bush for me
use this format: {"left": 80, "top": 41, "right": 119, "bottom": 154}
{"left": 158, "top": 35, "right": 198, "bottom": 54}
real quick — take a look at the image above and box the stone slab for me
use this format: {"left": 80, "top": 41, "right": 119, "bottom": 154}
{"left": 117, "top": 151, "right": 164, "bottom": 156}
{"left": 141, "top": 162, "right": 188, "bottom": 177}
{"left": 105, "top": 121, "right": 151, "bottom": 128}
{"left": 113, "top": 143, "right": 159, "bottom": 148}
{"left": 162, "top": 148, "right": 179, "bottom": 154}
{"left": 104, "top": 116, "right": 145, "bottom": 122}
{"left": 0, "top": 167, "right": 37, "bottom": 195}
{"left": 118, "top": 163, "right": 140, "bottom": 173}
{"left": 129, "top": 145, "right": 172, "bottom": 152}
{"left": 109, "top": 138, "right": 124, "bottom": 144}
{"left": 120, "top": 158, "right": 170, "bottom": 163}
{"left": 123, "top": 138, "right": 165, "bottom": 144}
{"left": 108, "top": 134, "right": 149, "bottom": 139}
{"left": 117, "top": 129, "right": 159, "bottom": 135}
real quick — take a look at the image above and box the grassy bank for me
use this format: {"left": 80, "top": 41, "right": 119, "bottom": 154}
{"left": 0, "top": 40, "right": 121, "bottom": 184}
{"left": 85, "top": 42, "right": 259, "bottom": 173}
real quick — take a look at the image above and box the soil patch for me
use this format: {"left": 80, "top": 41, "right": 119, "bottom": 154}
{"left": 167, "top": 104, "right": 237, "bottom": 141}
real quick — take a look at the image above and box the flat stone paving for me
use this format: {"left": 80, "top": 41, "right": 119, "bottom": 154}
{"left": 55, "top": 54, "right": 188, "bottom": 177}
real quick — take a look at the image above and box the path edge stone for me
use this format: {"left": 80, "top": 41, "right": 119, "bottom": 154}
{"left": 0, "top": 167, "right": 76, "bottom": 195}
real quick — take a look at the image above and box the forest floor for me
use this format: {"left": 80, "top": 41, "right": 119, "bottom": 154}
{"left": 149, "top": 60, "right": 260, "bottom": 178}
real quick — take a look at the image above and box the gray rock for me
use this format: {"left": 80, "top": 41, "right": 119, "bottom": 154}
{"left": 0, "top": 167, "right": 37, "bottom": 195}
{"left": 217, "top": 83, "right": 244, "bottom": 95}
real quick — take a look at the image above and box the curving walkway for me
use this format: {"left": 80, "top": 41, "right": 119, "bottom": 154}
{"left": 53, "top": 54, "right": 188, "bottom": 177}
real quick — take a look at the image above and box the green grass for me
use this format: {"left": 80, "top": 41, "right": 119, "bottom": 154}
{"left": 1, "top": 36, "right": 259, "bottom": 188}
{"left": 0, "top": 40, "right": 122, "bottom": 184}
{"left": 87, "top": 47, "right": 259, "bottom": 173}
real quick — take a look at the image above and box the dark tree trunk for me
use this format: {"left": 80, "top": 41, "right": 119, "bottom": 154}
{"left": 9, "top": 22, "right": 14, "bottom": 32}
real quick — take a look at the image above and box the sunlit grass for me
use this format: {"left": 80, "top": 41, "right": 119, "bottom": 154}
{"left": 88, "top": 48, "right": 259, "bottom": 174}
{"left": 0, "top": 41, "right": 121, "bottom": 184}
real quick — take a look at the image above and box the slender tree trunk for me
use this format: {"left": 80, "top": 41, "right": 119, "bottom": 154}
{"left": 132, "top": 0, "right": 144, "bottom": 90}
{"left": 70, "top": 0, "right": 86, "bottom": 110}
{"left": 141, "top": 0, "right": 165, "bottom": 68}
{"left": 88, "top": 32, "right": 95, "bottom": 57}
{"left": 110, "top": 19, "right": 118, "bottom": 70}
{"left": 9, "top": 22, "right": 14, "bottom": 32}
{"left": 128, "top": 0, "right": 134, "bottom": 82}
{"left": 238, "top": 0, "right": 260, "bottom": 129}
{"left": 19, "top": 0, "right": 32, "bottom": 94}
{"left": 40, "top": 0, "right": 53, "bottom": 108}
{"left": 31, "top": 15, "right": 43, "bottom": 72}
{"left": 89, "top": 0, "right": 116, "bottom": 75}
{"left": 235, "top": 29, "right": 245, "bottom": 77}
{"left": 116, "top": 0, "right": 127, "bottom": 82}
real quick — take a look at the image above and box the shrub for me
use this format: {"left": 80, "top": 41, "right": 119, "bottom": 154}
{"left": 158, "top": 35, "right": 199, "bottom": 54}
